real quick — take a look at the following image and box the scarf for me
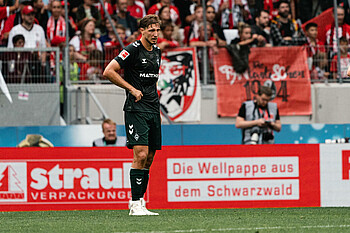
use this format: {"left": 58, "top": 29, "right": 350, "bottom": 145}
{"left": 47, "top": 16, "right": 66, "bottom": 41}
{"left": 329, "top": 23, "right": 348, "bottom": 51}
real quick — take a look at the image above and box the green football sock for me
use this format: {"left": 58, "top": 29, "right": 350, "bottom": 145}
{"left": 130, "top": 168, "right": 144, "bottom": 201}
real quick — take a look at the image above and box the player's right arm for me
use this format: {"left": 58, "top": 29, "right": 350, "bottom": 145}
{"left": 103, "top": 60, "right": 143, "bottom": 102}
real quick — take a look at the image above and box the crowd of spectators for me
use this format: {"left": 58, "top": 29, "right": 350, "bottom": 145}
{"left": 0, "top": 0, "right": 349, "bottom": 83}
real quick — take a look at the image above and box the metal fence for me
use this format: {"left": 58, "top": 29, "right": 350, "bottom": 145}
{"left": 1, "top": 45, "right": 349, "bottom": 85}
{"left": 0, "top": 47, "right": 60, "bottom": 84}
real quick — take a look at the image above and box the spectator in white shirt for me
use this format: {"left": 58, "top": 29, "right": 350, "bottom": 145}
{"left": 7, "top": 5, "right": 47, "bottom": 65}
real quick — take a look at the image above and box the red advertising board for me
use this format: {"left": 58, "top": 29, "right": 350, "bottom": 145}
{"left": 0, "top": 145, "right": 320, "bottom": 211}
{"left": 213, "top": 47, "right": 312, "bottom": 117}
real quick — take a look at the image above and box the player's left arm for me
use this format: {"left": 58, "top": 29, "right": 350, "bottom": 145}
{"left": 103, "top": 60, "right": 143, "bottom": 102}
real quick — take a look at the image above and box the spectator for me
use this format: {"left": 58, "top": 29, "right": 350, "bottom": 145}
{"left": 59, "top": 45, "right": 79, "bottom": 115}
{"left": 206, "top": 5, "right": 226, "bottom": 47}
{"left": 217, "top": 0, "right": 252, "bottom": 29}
{"left": 75, "top": 0, "right": 102, "bottom": 33}
{"left": 226, "top": 22, "right": 255, "bottom": 74}
{"left": 1, "top": 0, "right": 33, "bottom": 44}
{"left": 330, "top": 37, "right": 350, "bottom": 79}
{"left": 69, "top": 19, "right": 103, "bottom": 62}
{"left": 325, "top": 6, "right": 350, "bottom": 54}
{"left": 190, "top": 21, "right": 218, "bottom": 81}
{"left": 251, "top": 10, "right": 272, "bottom": 47}
{"left": 80, "top": 49, "right": 103, "bottom": 82}
{"left": 99, "top": 16, "right": 119, "bottom": 46}
{"left": 305, "top": 22, "right": 325, "bottom": 57}
{"left": 311, "top": 52, "right": 330, "bottom": 80}
{"left": 93, "top": 0, "right": 114, "bottom": 21}
{"left": 8, "top": 5, "right": 46, "bottom": 48}
{"left": 230, "top": 22, "right": 257, "bottom": 46}
{"left": 102, "top": 22, "right": 131, "bottom": 68}
{"left": 114, "top": 0, "right": 138, "bottom": 38}
{"left": 158, "top": 5, "right": 181, "bottom": 45}
{"left": 33, "top": 0, "right": 48, "bottom": 35}
{"left": 158, "top": 21, "right": 179, "bottom": 50}
{"left": 147, "top": 0, "right": 181, "bottom": 26}
{"left": 127, "top": 0, "right": 146, "bottom": 20}
{"left": 183, "top": 4, "right": 203, "bottom": 46}
{"left": 173, "top": 0, "right": 193, "bottom": 28}
{"left": 92, "top": 118, "right": 126, "bottom": 147}
{"left": 7, "top": 5, "right": 47, "bottom": 81}
{"left": 304, "top": 22, "right": 325, "bottom": 70}
{"left": 60, "top": 1, "right": 77, "bottom": 38}
{"left": 236, "top": 85, "right": 281, "bottom": 145}
{"left": 0, "top": 0, "right": 19, "bottom": 45}
{"left": 270, "top": 0, "right": 306, "bottom": 46}
{"left": 47, "top": 0, "right": 66, "bottom": 44}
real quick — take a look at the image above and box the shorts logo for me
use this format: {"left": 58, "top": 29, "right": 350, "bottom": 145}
{"left": 136, "top": 178, "right": 142, "bottom": 185}
{"left": 142, "top": 59, "right": 147, "bottom": 64}
{"left": 128, "top": 124, "right": 134, "bottom": 135}
{"left": 134, "top": 133, "right": 139, "bottom": 141}
{"left": 118, "top": 50, "right": 130, "bottom": 60}
{"left": 0, "top": 163, "right": 27, "bottom": 202}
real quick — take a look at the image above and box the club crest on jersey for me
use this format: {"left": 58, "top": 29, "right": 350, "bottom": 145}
{"left": 118, "top": 50, "right": 130, "bottom": 60}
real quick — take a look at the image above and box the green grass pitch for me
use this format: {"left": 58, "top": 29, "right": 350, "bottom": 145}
{"left": 1, "top": 207, "right": 350, "bottom": 232}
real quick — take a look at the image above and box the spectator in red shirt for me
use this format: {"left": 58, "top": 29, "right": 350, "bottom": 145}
{"left": 325, "top": 6, "right": 350, "bottom": 54}
{"left": 158, "top": 21, "right": 179, "bottom": 50}
{"left": 80, "top": 49, "right": 103, "bottom": 82}
{"left": 69, "top": 19, "right": 103, "bottom": 62}
{"left": 147, "top": 0, "right": 181, "bottom": 26}
{"left": 0, "top": 0, "right": 19, "bottom": 44}
{"left": 304, "top": 22, "right": 325, "bottom": 58}
{"left": 93, "top": 0, "right": 114, "bottom": 21}
{"left": 183, "top": 4, "right": 203, "bottom": 46}
{"left": 330, "top": 37, "right": 350, "bottom": 79}
{"left": 127, "top": 0, "right": 146, "bottom": 20}
{"left": 1, "top": 0, "right": 32, "bottom": 45}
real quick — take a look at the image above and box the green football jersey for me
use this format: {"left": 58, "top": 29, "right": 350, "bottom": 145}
{"left": 115, "top": 40, "right": 161, "bottom": 113}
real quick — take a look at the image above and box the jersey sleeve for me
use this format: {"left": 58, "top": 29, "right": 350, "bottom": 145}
{"left": 114, "top": 43, "right": 137, "bottom": 68}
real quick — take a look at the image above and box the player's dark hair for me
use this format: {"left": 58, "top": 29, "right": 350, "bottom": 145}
{"left": 258, "top": 86, "right": 273, "bottom": 97}
{"left": 139, "top": 15, "right": 161, "bottom": 29}
{"left": 305, "top": 22, "right": 318, "bottom": 31}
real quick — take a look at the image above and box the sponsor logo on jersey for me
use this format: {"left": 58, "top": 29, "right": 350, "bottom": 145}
{"left": 140, "top": 73, "right": 159, "bottom": 78}
{"left": 118, "top": 50, "right": 130, "bottom": 60}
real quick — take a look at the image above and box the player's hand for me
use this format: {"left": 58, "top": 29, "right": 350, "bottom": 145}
{"left": 130, "top": 88, "right": 143, "bottom": 102}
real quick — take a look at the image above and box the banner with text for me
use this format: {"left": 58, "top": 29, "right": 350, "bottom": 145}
{"left": 320, "top": 144, "right": 350, "bottom": 207}
{"left": 158, "top": 48, "right": 201, "bottom": 122}
{"left": 213, "top": 47, "right": 312, "bottom": 117}
{"left": 0, "top": 145, "right": 320, "bottom": 211}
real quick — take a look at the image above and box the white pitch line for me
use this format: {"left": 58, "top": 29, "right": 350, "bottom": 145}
{"left": 115, "top": 224, "right": 350, "bottom": 233}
